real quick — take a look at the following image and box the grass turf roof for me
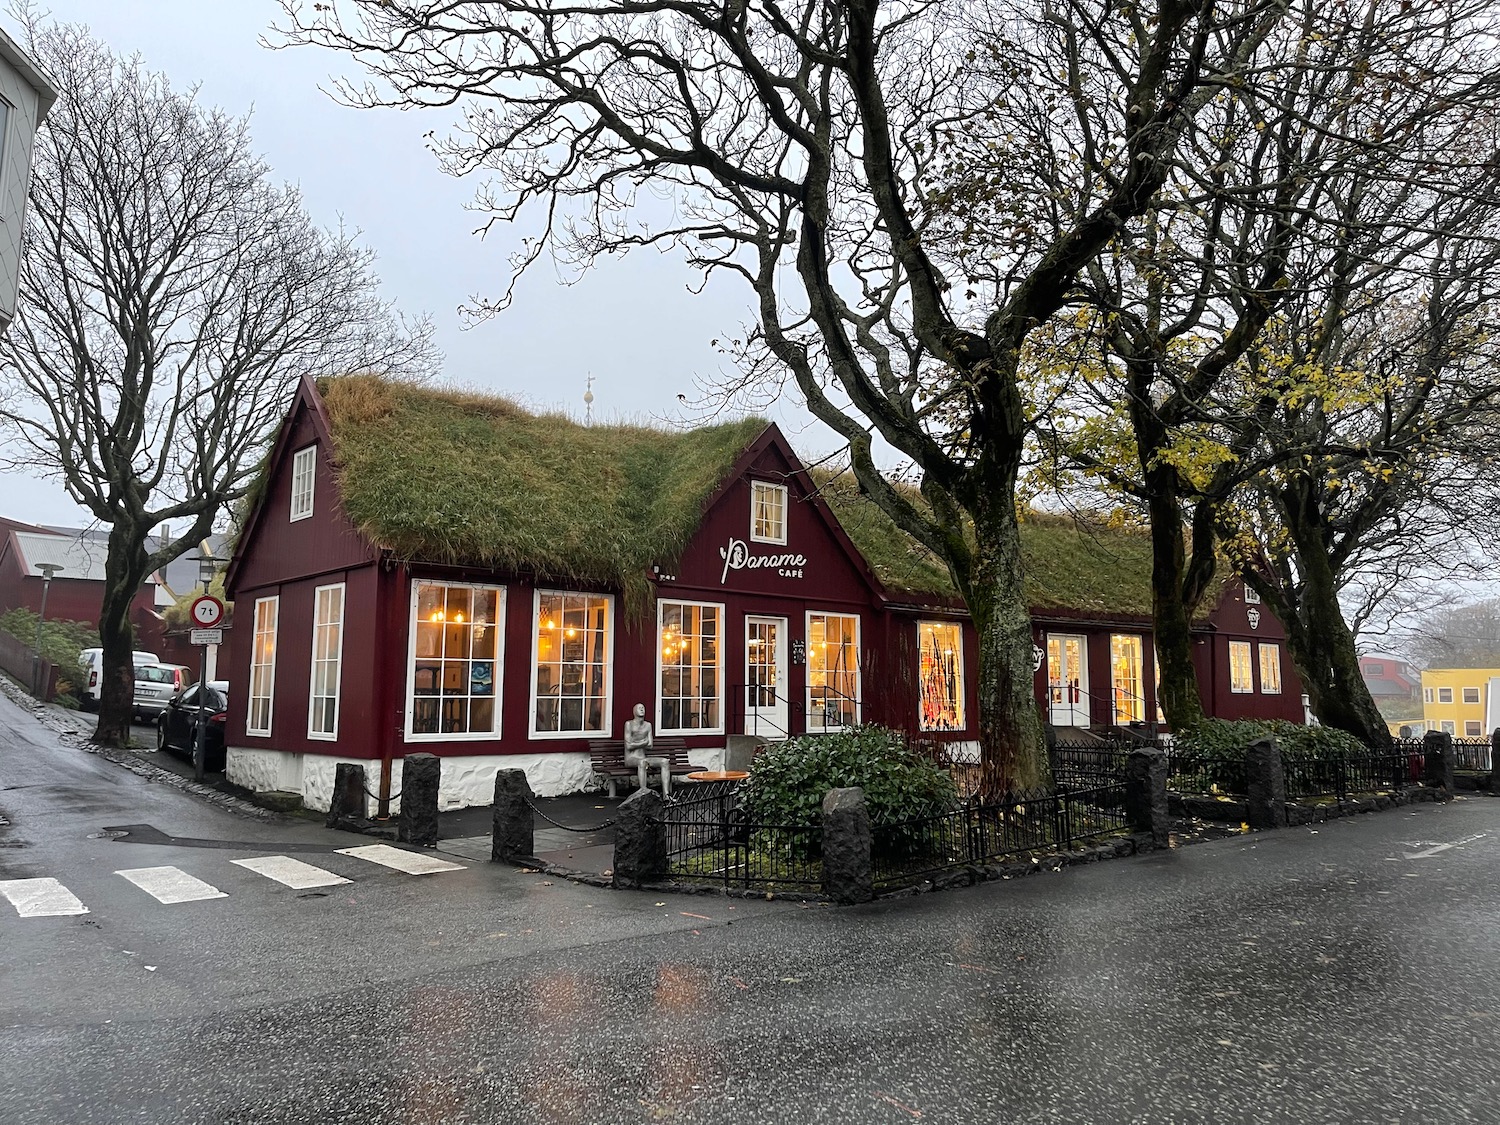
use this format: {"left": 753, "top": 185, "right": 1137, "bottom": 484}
{"left": 318, "top": 375, "right": 769, "bottom": 609}
{"left": 813, "top": 470, "right": 1188, "bottom": 619}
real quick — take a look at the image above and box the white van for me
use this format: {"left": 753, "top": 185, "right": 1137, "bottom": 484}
{"left": 77, "top": 648, "right": 160, "bottom": 707}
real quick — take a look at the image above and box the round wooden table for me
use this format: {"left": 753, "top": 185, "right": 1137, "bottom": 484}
{"left": 683, "top": 770, "right": 750, "bottom": 782}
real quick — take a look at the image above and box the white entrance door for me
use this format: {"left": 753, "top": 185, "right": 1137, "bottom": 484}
{"left": 745, "top": 616, "right": 789, "bottom": 737}
{"left": 1047, "top": 634, "right": 1090, "bottom": 726}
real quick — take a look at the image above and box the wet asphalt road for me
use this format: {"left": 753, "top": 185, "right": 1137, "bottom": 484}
{"left": 3, "top": 689, "right": 1500, "bottom": 1124}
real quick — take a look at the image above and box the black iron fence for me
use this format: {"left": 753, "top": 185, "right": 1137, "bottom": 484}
{"left": 1281, "top": 750, "right": 1416, "bottom": 800}
{"left": 870, "top": 785, "right": 1129, "bottom": 888}
{"left": 1166, "top": 750, "right": 1247, "bottom": 795}
{"left": 1450, "top": 739, "right": 1493, "bottom": 772}
{"left": 662, "top": 780, "right": 821, "bottom": 889}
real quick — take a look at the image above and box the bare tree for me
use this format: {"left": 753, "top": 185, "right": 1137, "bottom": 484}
{"left": 0, "top": 16, "right": 439, "bottom": 745}
{"left": 1025, "top": 0, "right": 1500, "bottom": 738}
{"left": 275, "top": 0, "right": 1291, "bottom": 791}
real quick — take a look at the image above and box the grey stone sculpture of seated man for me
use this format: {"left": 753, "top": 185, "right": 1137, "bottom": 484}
{"left": 622, "top": 702, "right": 670, "bottom": 798}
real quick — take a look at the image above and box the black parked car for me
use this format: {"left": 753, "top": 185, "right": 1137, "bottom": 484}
{"left": 157, "top": 681, "right": 230, "bottom": 772}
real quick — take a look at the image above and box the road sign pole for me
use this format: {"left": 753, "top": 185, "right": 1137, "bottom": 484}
{"left": 194, "top": 643, "right": 207, "bottom": 783}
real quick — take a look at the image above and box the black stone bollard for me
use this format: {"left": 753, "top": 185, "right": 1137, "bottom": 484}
{"left": 1245, "top": 736, "right": 1287, "bottom": 830}
{"left": 1489, "top": 729, "right": 1500, "bottom": 792}
{"left": 397, "top": 753, "right": 441, "bottom": 847}
{"left": 1422, "top": 730, "right": 1455, "bottom": 794}
{"left": 821, "top": 787, "right": 874, "bottom": 905}
{"left": 1125, "top": 749, "right": 1170, "bottom": 846}
{"left": 492, "top": 769, "right": 536, "bottom": 862}
{"left": 613, "top": 788, "right": 668, "bottom": 887}
{"left": 326, "top": 763, "right": 366, "bottom": 828}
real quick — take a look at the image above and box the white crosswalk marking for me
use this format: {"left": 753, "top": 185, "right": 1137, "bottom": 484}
{"left": 117, "top": 866, "right": 228, "bottom": 904}
{"left": 232, "top": 855, "right": 351, "bottom": 889}
{"left": 0, "top": 877, "right": 89, "bottom": 917}
{"left": 336, "top": 843, "right": 465, "bottom": 875}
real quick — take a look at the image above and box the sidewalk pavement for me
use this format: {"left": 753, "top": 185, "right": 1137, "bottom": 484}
{"left": 436, "top": 792, "right": 620, "bottom": 874}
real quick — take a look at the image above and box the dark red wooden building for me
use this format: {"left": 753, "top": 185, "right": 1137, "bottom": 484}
{"left": 222, "top": 376, "right": 1306, "bottom": 812}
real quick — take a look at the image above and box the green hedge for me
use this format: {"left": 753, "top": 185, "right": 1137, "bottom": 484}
{"left": 1174, "top": 718, "right": 1368, "bottom": 759}
{"left": 739, "top": 726, "right": 958, "bottom": 857}
{"left": 0, "top": 608, "right": 100, "bottom": 703}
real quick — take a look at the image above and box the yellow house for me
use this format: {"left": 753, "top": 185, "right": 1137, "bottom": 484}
{"left": 1420, "top": 668, "right": 1500, "bottom": 739}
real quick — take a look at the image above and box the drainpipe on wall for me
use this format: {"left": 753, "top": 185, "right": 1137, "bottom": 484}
{"left": 375, "top": 555, "right": 398, "bottom": 820}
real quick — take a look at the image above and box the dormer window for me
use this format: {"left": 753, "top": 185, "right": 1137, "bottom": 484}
{"left": 750, "top": 481, "right": 787, "bottom": 545}
{"left": 290, "top": 446, "right": 316, "bottom": 521}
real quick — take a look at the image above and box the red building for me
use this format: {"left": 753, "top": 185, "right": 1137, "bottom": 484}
{"left": 223, "top": 376, "right": 1306, "bottom": 812}
{"left": 0, "top": 523, "right": 161, "bottom": 641}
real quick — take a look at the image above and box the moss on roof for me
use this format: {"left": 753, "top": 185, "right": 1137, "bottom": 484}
{"left": 814, "top": 469, "right": 1175, "bottom": 619}
{"left": 317, "top": 375, "right": 768, "bottom": 610}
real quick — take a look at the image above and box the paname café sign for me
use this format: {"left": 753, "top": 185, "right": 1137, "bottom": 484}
{"left": 720, "top": 538, "right": 807, "bottom": 583}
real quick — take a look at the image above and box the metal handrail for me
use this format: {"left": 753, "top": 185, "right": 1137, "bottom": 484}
{"left": 727, "top": 681, "right": 862, "bottom": 739}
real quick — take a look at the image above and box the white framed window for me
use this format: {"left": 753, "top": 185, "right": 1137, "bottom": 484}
{"left": 1258, "top": 643, "right": 1282, "bottom": 695}
{"left": 918, "top": 621, "right": 964, "bottom": 731}
{"left": 1424, "top": 687, "right": 1434, "bottom": 703}
{"left": 658, "top": 600, "right": 724, "bottom": 734}
{"left": 307, "top": 583, "right": 345, "bottom": 739}
{"left": 1229, "top": 641, "right": 1254, "bottom": 694}
{"left": 1439, "top": 687, "right": 1454, "bottom": 704}
{"left": 1463, "top": 686, "right": 1480, "bottom": 705}
{"left": 407, "top": 581, "right": 504, "bottom": 740}
{"left": 531, "top": 590, "right": 613, "bottom": 737}
{"left": 1441, "top": 719, "right": 1456, "bottom": 735}
{"left": 1243, "top": 583, "right": 1261, "bottom": 604}
{"left": 246, "top": 596, "right": 278, "bottom": 736}
{"left": 1465, "top": 720, "right": 1482, "bottom": 737}
{"left": 807, "top": 612, "right": 859, "bottom": 731}
{"left": 290, "top": 446, "right": 316, "bottom": 521}
{"left": 1110, "top": 634, "right": 1145, "bottom": 723}
{"left": 750, "top": 481, "right": 788, "bottom": 545}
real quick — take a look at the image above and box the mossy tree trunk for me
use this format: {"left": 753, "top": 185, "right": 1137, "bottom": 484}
{"left": 1248, "top": 478, "right": 1392, "bottom": 749}
{"left": 93, "top": 520, "right": 152, "bottom": 747}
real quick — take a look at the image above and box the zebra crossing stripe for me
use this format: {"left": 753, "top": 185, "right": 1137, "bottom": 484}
{"left": 232, "top": 855, "right": 351, "bottom": 889}
{"left": 336, "top": 843, "right": 465, "bottom": 875}
{"left": 0, "top": 877, "right": 89, "bottom": 917}
{"left": 116, "top": 866, "right": 228, "bottom": 904}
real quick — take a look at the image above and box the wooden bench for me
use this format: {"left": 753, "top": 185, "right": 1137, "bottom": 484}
{"left": 589, "top": 737, "right": 696, "bottom": 798}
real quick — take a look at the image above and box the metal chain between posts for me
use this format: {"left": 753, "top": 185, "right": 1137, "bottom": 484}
{"left": 362, "top": 784, "right": 401, "bottom": 802}
{"left": 523, "top": 794, "right": 617, "bottom": 833}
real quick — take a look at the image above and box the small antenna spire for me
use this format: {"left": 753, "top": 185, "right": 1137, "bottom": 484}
{"left": 583, "top": 373, "right": 595, "bottom": 426}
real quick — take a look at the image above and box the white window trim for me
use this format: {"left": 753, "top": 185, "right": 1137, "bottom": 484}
{"left": 656, "top": 598, "right": 726, "bottom": 737}
{"left": 290, "top": 446, "right": 317, "bottom": 522}
{"left": 917, "top": 620, "right": 966, "bottom": 733}
{"left": 1109, "top": 633, "right": 1147, "bottom": 724}
{"left": 528, "top": 588, "right": 615, "bottom": 740}
{"left": 1258, "top": 642, "right": 1282, "bottom": 695}
{"left": 404, "top": 580, "right": 506, "bottom": 743}
{"left": 805, "top": 610, "right": 861, "bottom": 732}
{"left": 749, "top": 480, "right": 789, "bottom": 546}
{"left": 246, "top": 595, "right": 279, "bottom": 737}
{"left": 1465, "top": 720, "right": 1483, "bottom": 737}
{"left": 1424, "top": 687, "right": 1434, "bottom": 703}
{"left": 1228, "top": 640, "right": 1254, "bottom": 694}
{"left": 1463, "top": 687, "right": 1481, "bottom": 704}
{"left": 306, "top": 583, "right": 345, "bottom": 741}
{"left": 1439, "top": 687, "right": 1454, "bottom": 704}
{"left": 1441, "top": 720, "right": 1457, "bottom": 735}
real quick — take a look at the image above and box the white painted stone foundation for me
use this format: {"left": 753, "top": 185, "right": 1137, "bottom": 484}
{"left": 226, "top": 746, "right": 607, "bottom": 814}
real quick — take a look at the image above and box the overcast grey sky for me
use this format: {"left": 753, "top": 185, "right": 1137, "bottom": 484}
{"left": 1, "top": 1, "right": 831, "bottom": 526}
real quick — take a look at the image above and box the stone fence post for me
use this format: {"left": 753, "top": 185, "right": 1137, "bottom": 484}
{"left": 1423, "top": 730, "right": 1455, "bottom": 793}
{"left": 326, "top": 763, "right": 366, "bottom": 828}
{"left": 821, "top": 787, "right": 873, "bottom": 904}
{"left": 1489, "top": 729, "right": 1500, "bottom": 791}
{"left": 492, "top": 769, "right": 535, "bottom": 862}
{"left": 613, "top": 789, "right": 668, "bottom": 887}
{"left": 397, "top": 753, "right": 441, "bottom": 847}
{"left": 1245, "top": 736, "right": 1287, "bottom": 830}
{"left": 1124, "top": 749, "right": 1169, "bottom": 846}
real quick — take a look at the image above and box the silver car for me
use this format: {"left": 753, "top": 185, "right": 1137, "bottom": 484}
{"left": 133, "top": 663, "right": 190, "bottom": 721}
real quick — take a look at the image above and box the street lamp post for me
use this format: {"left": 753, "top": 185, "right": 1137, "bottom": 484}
{"left": 193, "top": 553, "right": 216, "bottom": 783}
{"left": 32, "top": 563, "right": 63, "bottom": 698}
